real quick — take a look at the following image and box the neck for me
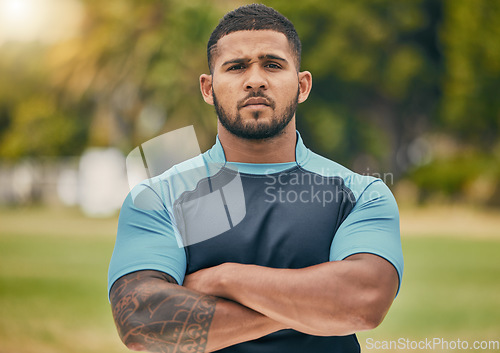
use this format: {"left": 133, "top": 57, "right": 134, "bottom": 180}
{"left": 217, "top": 119, "right": 297, "bottom": 163}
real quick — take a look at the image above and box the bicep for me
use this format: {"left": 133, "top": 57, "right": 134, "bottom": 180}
{"left": 110, "top": 270, "right": 178, "bottom": 304}
{"left": 108, "top": 188, "right": 187, "bottom": 298}
{"left": 110, "top": 270, "right": 179, "bottom": 330}
{"left": 343, "top": 253, "right": 399, "bottom": 302}
{"left": 331, "top": 180, "right": 404, "bottom": 295}
{"left": 323, "top": 253, "right": 399, "bottom": 330}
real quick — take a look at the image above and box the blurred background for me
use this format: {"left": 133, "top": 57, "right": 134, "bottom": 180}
{"left": 0, "top": 0, "right": 499, "bottom": 352}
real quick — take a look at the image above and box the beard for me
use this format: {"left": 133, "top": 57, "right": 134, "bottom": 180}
{"left": 213, "top": 88, "right": 299, "bottom": 140}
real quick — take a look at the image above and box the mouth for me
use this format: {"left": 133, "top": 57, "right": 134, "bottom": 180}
{"left": 241, "top": 97, "right": 270, "bottom": 108}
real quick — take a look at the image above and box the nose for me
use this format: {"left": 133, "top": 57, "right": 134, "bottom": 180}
{"left": 244, "top": 65, "right": 268, "bottom": 91}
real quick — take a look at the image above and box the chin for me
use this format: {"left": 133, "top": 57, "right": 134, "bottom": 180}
{"left": 240, "top": 109, "right": 269, "bottom": 121}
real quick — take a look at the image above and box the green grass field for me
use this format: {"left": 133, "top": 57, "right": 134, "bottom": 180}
{"left": 0, "top": 206, "right": 499, "bottom": 353}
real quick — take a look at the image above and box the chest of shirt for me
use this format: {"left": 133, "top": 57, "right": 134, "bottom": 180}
{"left": 173, "top": 169, "right": 355, "bottom": 274}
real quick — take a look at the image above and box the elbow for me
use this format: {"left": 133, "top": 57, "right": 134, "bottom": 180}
{"left": 113, "top": 312, "right": 152, "bottom": 352}
{"left": 315, "top": 312, "right": 384, "bottom": 336}
{"left": 319, "top": 295, "right": 391, "bottom": 335}
{"left": 358, "top": 309, "right": 386, "bottom": 331}
{"left": 116, "top": 319, "right": 148, "bottom": 352}
{"left": 114, "top": 310, "right": 180, "bottom": 352}
{"left": 326, "top": 310, "right": 386, "bottom": 336}
{"left": 355, "top": 293, "right": 392, "bottom": 332}
{"left": 124, "top": 341, "right": 147, "bottom": 352}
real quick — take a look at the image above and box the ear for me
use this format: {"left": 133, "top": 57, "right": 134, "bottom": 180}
{"left": 200, "top": 74, "right": 214, "bottom": 105}
{"left": 297, "top": 71, "right": 312, "bottom": 104}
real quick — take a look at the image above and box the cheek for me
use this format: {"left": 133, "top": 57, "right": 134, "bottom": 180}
{"left": 275, "top": 81, "right": 299, "bottom": 102}
{"left": 213, "top": 86, "right": 237, "bottom": 111}
{"left": 213, "top": 79, "right": 235, "bottom": 98}
{"left": 271, "top": 76, "right": 298, "bottom": 93}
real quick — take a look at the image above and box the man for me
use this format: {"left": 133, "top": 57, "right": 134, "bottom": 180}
{"left": 108, "top": 4, "right": 403, "bottom": 353}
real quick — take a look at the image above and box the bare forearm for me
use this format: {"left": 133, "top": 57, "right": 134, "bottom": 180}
{"left": 219, "top": 262, "right": 369, "bottom": 335}
{"left": 188, "top": 254, "right": 398, "bottom": 336}
{"left": 207, "top": 296, "right": 286, "bottom": 351}
{"left": 110, "top": 270, "right": 285, "bottom": 353}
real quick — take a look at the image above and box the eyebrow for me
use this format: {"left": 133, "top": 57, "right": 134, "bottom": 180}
{"left": 259, "top": 54, "right": 288, "bottom": 63}
{"left": 221, "top": 54, "right": 289, "bottom": 67}
{"left": 221, "top": 58, "right": 251, "bottom": 67}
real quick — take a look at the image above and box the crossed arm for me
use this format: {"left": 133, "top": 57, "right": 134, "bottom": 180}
{"left": 110, "top": 270, "right": 285, "bottom": 352}
{"left": 110, "top": 253, "right": 399, "bottom": 352}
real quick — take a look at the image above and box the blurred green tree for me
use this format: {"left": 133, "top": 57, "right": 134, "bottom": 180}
{"left": 1, "top": 0, "right": 499, "bottom": 203}
{"left": 440, "top": 0, "right": 500, "bottom": 149}
{"left": 405, "top": 0, "right": 500, "bottom": 205}
{"left": 2, "top": 0, "right": 445, "bottom": 172}
{"left": 0, "top": 44, "right": 89, "bottom": 158}
{"left": 268, "top": 0, "right": 443, "bottom": 177}
{"left": 47, "top": 0, "right": 224, "bottom": 152}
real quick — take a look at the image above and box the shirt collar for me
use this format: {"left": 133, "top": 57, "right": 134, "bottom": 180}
{"left": 206, "top": 130, "right": 310, "bottom": 166}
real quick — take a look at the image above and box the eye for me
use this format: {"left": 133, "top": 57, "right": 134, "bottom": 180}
{"left": 265, "top": 62, "right": 282, "bottom": 70}
{"left": 227, "top": 64, "right": 245, "bottom": 71}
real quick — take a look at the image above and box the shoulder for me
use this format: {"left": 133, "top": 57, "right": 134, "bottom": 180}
{"left": 144, "top": 148, "right": 227, "bottom": 204}
{"left": 299, "top": 149, "right": 384, "bottom": 203}
{"left": 162, "top": 152, "right": 209, "bottom": 178}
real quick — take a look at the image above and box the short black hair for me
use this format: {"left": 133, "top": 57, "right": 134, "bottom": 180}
{"left": 207, "top": 4, "right": 302, "bottom": 73}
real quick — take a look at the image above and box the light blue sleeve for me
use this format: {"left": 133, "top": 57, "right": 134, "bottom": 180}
{"left": 107, "top": 183, "right": 187, "bottom": 297}
{"left": 329, "top": 180, "right": 404, "bottom": 294}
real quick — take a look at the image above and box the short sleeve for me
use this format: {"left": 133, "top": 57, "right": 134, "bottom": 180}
{"left": 330, "top": 180, "right": 404, "bottom": 294}
{"left": 107, "top": 183, "right": 187, "bottom": 297}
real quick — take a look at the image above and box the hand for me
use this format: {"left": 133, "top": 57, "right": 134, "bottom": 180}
{"left": 183, "top": 263, "right": 236, "bottom": 297}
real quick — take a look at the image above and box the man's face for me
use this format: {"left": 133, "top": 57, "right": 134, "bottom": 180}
{"left": 202, "top": 30, "right": 306, "bottom": 140}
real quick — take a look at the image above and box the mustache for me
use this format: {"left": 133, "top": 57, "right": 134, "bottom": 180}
{"left": 237, "top": 91, "right": 276, "bottom": 110}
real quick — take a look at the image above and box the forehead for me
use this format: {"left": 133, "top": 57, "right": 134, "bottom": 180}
{"left": 214, "top": 30, "right": 293, "bottom": 66}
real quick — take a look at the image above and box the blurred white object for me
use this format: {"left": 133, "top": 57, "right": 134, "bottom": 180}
{"left": 57, "top": 168, "right": 78, "bottom": 206}
{"left": 11, "top": 161, "right": 36, "bottom": 203}
{"left": 78, "top": 148, "right": 128, "bottom": 217}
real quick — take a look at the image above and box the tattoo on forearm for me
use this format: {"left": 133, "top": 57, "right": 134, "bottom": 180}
{"left": 110, "top": 271, "right": 217, "bottom": 353}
